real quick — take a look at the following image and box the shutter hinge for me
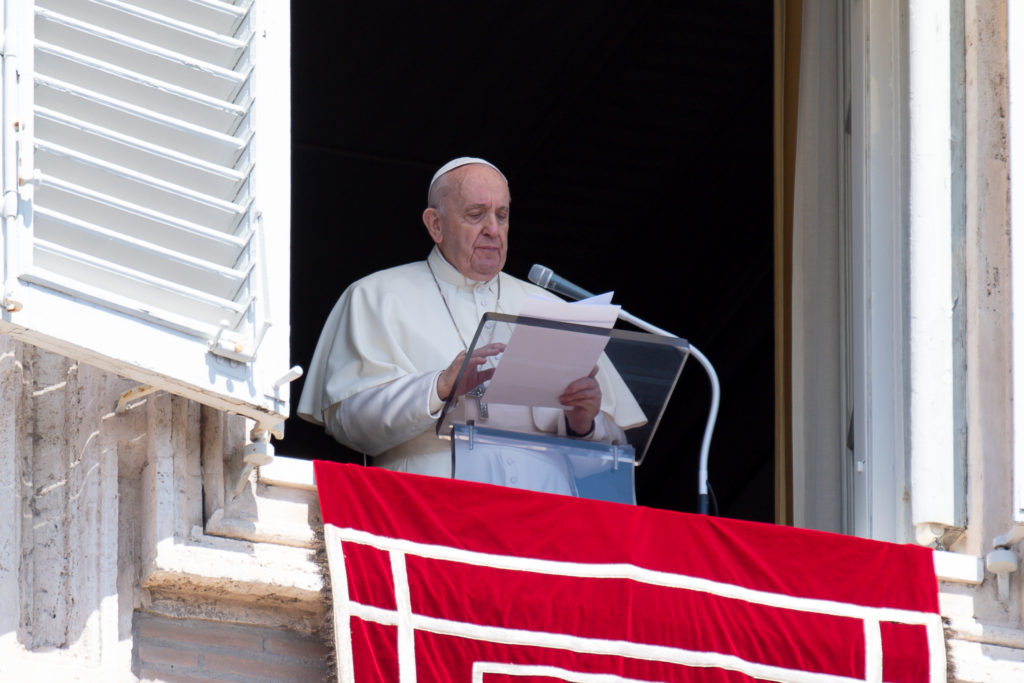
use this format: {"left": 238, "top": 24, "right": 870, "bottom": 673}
{"left": 208, "top": 320, "right": 271, "bottom": 363}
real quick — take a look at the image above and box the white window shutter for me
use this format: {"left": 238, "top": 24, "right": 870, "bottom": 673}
{"left": 0, "top": 0, "right": 292, "bottom": 426}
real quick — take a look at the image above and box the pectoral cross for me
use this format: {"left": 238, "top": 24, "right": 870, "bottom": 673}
{"left": 467, "top": 385, "right": 488, "bottom": 419}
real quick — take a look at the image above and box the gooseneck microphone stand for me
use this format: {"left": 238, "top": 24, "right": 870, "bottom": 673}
{"left": 614, "top": 309, "right": 720, "bottom": 516}
{"left": 527, "top": 265, "right": 720, "bottom": 515}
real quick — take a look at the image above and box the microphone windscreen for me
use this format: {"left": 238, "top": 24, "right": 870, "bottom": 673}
{"left": 528, "top": 264, "right": 552, "bottom": 288}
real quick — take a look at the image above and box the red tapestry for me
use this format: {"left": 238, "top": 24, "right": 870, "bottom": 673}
{"left": 314, "top": 461, "right": 944, "bottom": 682}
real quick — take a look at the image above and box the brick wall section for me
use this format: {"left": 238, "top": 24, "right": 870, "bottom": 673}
{"left": 133, "top": 612, "right": 330, "bottom": 682}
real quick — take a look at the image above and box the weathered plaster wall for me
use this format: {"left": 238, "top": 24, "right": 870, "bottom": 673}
{"left": 940, "top": 1, "right": 1024, "bottom": 679}
{"left": 0, "top": 334, "right": 133, "bottom": 673}
{"left": 960, "top": 0, "right": 1013, "bottom": 566}
{"left": 0, "top": 335, "right": 327, "bottom": 680}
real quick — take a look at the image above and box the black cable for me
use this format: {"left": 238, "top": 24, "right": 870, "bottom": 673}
{"left": 708, "top": 481, "right": 720, "bottom": 517}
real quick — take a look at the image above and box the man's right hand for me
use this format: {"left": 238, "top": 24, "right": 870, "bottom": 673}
{"left": 436, "top": 342, "right": 506, "bottom": 401}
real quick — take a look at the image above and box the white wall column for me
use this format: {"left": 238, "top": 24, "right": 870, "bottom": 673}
{"left": 1010, "top": 0, "right": 1024, "bottom": 527}
{"left": 907, "top": 0, "right": 962, "bottom": 544}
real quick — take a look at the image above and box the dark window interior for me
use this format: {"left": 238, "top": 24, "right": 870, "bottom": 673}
{"left": 286, "top": 1, "right": 774, "bottom": 521}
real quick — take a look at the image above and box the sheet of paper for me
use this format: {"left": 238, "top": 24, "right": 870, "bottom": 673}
{"left": 516, "top": 293, "right": 618, "bottom": 328}
{"left": 577, "top": 291, "right": 615, "bottom": 306}
{"left": 482, "top": 293, "right": 620, "bottom": 408}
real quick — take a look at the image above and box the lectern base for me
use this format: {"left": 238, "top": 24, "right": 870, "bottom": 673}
{"left": 450, "top": 423, "right": 636, "bottom": 504}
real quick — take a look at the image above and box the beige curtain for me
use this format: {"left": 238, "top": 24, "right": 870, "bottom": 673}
{"left": 773, "top": 0, "right": 801, "bottom": 526}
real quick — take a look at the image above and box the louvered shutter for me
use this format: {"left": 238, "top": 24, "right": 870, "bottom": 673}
{"left": 0, "top": 0, "right": 291, "bottom": 425}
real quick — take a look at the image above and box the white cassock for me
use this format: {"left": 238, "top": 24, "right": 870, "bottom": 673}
{"left": 298, "top": 246, "right": 646, "bottom": 495}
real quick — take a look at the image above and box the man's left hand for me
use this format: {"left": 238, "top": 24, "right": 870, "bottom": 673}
{"left": 560, "top": 366, "right": 600, "bottom": 436}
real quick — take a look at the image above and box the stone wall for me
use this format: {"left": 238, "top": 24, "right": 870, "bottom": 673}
{"left": 133, "top": 613, "right": 328, "bottom": 682}
{"left": 0, "top": 336, "right": 327, "bottom": 680}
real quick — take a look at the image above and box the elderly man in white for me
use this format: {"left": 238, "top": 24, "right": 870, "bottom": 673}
{"left": 298, "top": 157, "right": 644, "bottom": 495}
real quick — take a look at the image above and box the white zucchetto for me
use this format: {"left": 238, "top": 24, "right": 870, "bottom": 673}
{"left": 428, "top": 157, "right": 507, "bottom": 201}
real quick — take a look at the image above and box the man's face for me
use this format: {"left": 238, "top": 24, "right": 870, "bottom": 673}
{"left": 423, "top": 165, "right": 510, "bottom": 281}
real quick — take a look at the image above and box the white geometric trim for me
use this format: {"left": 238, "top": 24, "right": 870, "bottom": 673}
{"left": 391, "top": 551, "right": 416, "bottom": 682}
{"left": 324, "top": 523, "right": 947, "bottom": 683}
{"left": 863, "top": 619, "right": 881, "bottom": 683}
{"left": 323, "top": 525, "right": 356, "bottom": 682}
{"left": 350, "top": 603, "right": 862, "bottom": 683}
{"left": 472, "top": 662, "right": 664, "bottom": 683}
{"left": 331, "top": 526, "right": 941, "bottom": 624}
{"left": 927, "top": 612, "right": 947, "bottom": 682}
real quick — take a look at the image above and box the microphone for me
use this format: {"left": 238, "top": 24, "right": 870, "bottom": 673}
{"left": 528, "top": 264, "right": 596, "bottom": 301}
{"left": 530, "top": 263, "right": 720, "bottom": 515}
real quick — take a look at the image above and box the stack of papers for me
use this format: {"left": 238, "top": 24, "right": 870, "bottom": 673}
{"left": 483, "top": 293, "right": 620, "bottom": 409}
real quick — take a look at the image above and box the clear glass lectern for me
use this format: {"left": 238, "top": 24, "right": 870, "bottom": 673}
{"left": 436, "top": 313, "right": 689, "bottom": 504}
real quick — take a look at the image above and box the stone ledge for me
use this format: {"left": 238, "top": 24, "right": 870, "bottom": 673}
{"left": 934, "top": 550, "right": 984, "bottom": 585}
{"left": 141, "top": 533, "right": 323, "bottom": 615}
{"left": 205, "top": 505, "right": 317, "bottom": 549}
{"left": 203, "top": 456, "right": 320, "bottom": 548}
{"left": 947, "top": 636, "right": 1024, "bottom": 682}
{"left": 946, "top": 617, "right": 1024, "bottom": 651}
{"left": 258, "top": 457, "right": 317, "bottom": 490}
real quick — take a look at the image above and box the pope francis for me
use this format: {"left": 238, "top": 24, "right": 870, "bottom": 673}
{"left": 298, "top": 157, "right": 644, "bottom": 495}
